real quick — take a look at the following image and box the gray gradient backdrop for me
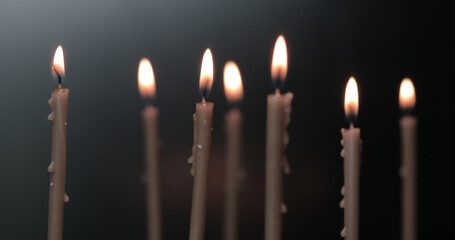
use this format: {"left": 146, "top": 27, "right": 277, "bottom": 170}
{"left": 0, "top": 0, "right": 451, "bottom": 239}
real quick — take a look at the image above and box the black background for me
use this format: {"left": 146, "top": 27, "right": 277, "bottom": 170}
{"left": 0, "top": 0, "right": 452, "bottom": 239}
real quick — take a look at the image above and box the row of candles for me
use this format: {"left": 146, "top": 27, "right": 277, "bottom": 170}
{"left": 45, "top": 35, "right": 417, "bottom": 240}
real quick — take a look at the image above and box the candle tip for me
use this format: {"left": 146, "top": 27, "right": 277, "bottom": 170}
{"left": 52, "top": 45, "right": 65, "bottom": 85}
{"left": 199, "top": 49, "right": 214, "bottom": 99}
{"left": 223, "top": 61, "right": 244, "bottom": 103}
{"left": 344, "top": 77, "right": 359, "bottom": 125}
{"left": 271, "top": 35, "right": 288, "bottom": 83}
{"left": 399, "top": 78, "right": 416, "bottom": 114}
{"left": 138, "top": 58, "right": 156, "bottom": 99}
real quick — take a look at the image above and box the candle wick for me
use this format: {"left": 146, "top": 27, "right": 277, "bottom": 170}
{"left": 201, "top": 78, "right": 209, "bottom": 101}
{"left": 52, "top": 66, "right": 62, "bottom": 86}
{"left": 202, "top": 97, "right": 206, "bottom": 104}
{"left": 275, "top": 88, "right": 281, "bottom": 96}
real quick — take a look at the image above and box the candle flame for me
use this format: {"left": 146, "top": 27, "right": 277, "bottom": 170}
{"left": 399, "top": 78, "right": 416, "bottom": 110}
{"left": 52, "top": 45, "right": 65, "bottom": 78}
{"left": 199, "top": 48, "right": 214, "bottom": 96}
{"left": 344, "top": 77, "right": 359, "bottom": 119}
{"left": 271, "top": 35, "right": 288, "bottom": 82}
{"left": 223, "top": 61, "right": 243, "bottom": 103}
{"left": 138, "top": 58, "right": 156, "bottom": 98}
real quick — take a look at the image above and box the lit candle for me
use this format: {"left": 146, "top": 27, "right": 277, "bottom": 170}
{"left": 222, "top": 61, "right": 243, "bottom": 240}
{"left": 399, "top": 78, "right": 417, "bottom": 240}
{"left": 188, "top": 48, "right": 214, "bottom": 240}
{"left": 47, "top": 45, "right": 70, "bottom": 240}
{"left": 265, "top": 35, "right": 293, "bottom": 240}
{"left": 138, "top": 58, "right": 162, "bottom": 240}
{"left": 340, "top": 77, "right": 362, "bottom": 240}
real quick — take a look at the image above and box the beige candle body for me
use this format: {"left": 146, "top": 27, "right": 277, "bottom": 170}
{"left": 265, "top": 93, "right": 293, "bottom": 240}
{"left": 47, "top": 88, "right": 69, "bottom": 240}
{"left": 188, "top": 102, "right": 214, "bottom": 240}
{"left": 340, "top": 125, "right": 361, "bottom": 240}
{"left": 143, "top": 105, "right": 162, "bottom": 240}
{"left": 400, "top": 116, "right": 417, "bottom": 240}
{"left": 223, "top": 109, "right": 242, "bottom": 240}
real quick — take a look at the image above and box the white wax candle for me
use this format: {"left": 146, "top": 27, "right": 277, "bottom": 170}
{"left": 138, "top": 58, "right": 162, "bottom": 240}
{"left": 47, "top": 45, "right": 69, "bottom": 240}
{"left": 399, "top": 78, "right": 417, "bottom": 240}
{"left": 340, "top": 77, "right": 362, "bottom": 240}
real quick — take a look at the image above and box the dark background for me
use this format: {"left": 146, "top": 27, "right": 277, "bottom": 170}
{"left": 0, "top": 0, "right": 452, "bottom": 239}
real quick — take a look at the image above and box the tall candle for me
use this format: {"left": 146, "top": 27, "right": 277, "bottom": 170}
{"left": 188, "top": 48, "right": 214, "bottom": 240}
{"left": 340, "top": 77, "right": 362, "bottom": 240}
{"left": 265, "top": 35, "right": 293, "bottom": 240}
{"left": 47, "top": 45, "right": 70, "bottom": 240}
{"left": 138, "top": 58, "right": 162, "bottom": 240}
{"left": 399, "top": 78, "right": 417, "bottom": 240}
{"left": 222, "top": 61, "right": 244, "bottom": 240}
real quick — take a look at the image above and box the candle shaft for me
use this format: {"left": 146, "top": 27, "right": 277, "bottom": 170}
{"left": 143, "top": 105, "right": 162, "bottom": 240}
{"left": 223, "top": 109, "right": 242, "bottom": 240}
{"left": 47, "top": 88, "right": 69, "bottom": 240}
{"left": 400, "top": 116, "right": 417, "bottom": 240}
{"left": 341, "top": 126, "right": 361, "bottom": 240}
{"left": 265, "top": 93, "right": 292, "bottom": 240}
{"left": 189, "top": 102, "right": 214, "bottom": 240}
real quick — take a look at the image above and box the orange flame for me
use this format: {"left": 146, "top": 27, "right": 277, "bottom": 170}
{"left": 271, "top": 35, "right": 288, "bottom": 82}
{"left": 344, "top": 77, "right": 359, "bottom": 118}
{"left": 223, "top": 61, "right": 243, "bottom": 103}
{"left": 52, "top": 45, "right": 65, "bottom": 77}
{"left": 199, "top": 48, "right": 214, "bottom": 93}
{"left": 138, "top": 58, "right": 156, "bottom": 98}
{"left": 399, "top": 78, "right": 416, "bottom": 110}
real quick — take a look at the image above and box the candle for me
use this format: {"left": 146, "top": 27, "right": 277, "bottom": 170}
{"left": 222, "top": 61, "right": 244, "bottom": 240}
{"left": 138, "top": 58, "right": 162, "bottom": 240}
{"left": 188, "top": 48, "right": 214, "bottom": 240}
{"left": 399, "top": 78, "right": 417, "bottom": 240}
{"left": 265, "top": 35, "right": 293, "bottom": 240}
{"left": 340, "top": 77, "right": 362, "bottom": 240}
{"left": 47, "top": 45, "right": 69, "bottom": 240}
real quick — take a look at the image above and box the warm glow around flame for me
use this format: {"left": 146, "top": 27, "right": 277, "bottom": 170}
{"left": 52, "top": 45, "right": 65, "bottom": 77}
{"left": 271, "top": 35, "right": 288, "bottom": 81}
{"left": 399, "top": 78, "right": 416, "bottom": 110}
{"left": 344, "top": 77, "right": 359, "bottom": 118}
{"left": 138, "top": 58, "right": 156, "bottom": 98}
{"left": 223, "top": 61, "right": 243, "bottom": 103}
{"left": 199, "top": 48, "right": 214, "bottom": 92}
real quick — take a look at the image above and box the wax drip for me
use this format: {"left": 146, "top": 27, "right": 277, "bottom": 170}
{"left": 48, "top": 97, "right": 55, "bottom": 121}
{"left": 281, "top": 203, "right": 288, "bottom": 214}
{"left": 340, "top": 185, "right": 345, "bottom": 208}
{"left": 64, "top": 193, "right": 70, "bottom": 203}
{"left": 340, "top": 131, "right": 346, "bottom": 238}
{"left": 47, "top": 96, "right": 55, "bottom": 191}
{"left": 281, "top": 92, "right": 293, "bottom": 174}
{"left": 340, "top": 227, "right": 346, "bottom": 238}
{"left": 48, "top": 161, "right": 55, "bottom": 173}
{"left": 280, "top": 93, "right": 293, "bottom": 215}
{"left": 187, "top": 113, "right": 198, "bottom": 176}
{"left": 339, "top": 198, "right": 345, "bottom": 208}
